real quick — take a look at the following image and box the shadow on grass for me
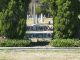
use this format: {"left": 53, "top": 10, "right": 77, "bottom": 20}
{"left": 30, "top": 42, "right": 49, "bottom": 47}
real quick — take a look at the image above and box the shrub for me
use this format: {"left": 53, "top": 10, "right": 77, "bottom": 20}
{"left": 50, "top": 39, "right": 80, "bottom": 47}
{"left": 0, "top": 39, "right": 31, "bottom": 47}
{"left": 74, "top": 40, "right": 80, "bottom": 47}
{"left": 0, "top": 0, "right": 31, "bottom": 39}
{"left": 47, "top": 0, "right": 80, "bottom": 39}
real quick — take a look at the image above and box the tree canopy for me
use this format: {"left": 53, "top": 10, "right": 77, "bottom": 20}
{"left": 47, "top": 0, "right": 80, "bottom": 39}
{"left": 0, "top": 0, "right": 31, "bottom": 39}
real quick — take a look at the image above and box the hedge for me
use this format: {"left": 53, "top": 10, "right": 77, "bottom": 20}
{"left": 50, "top": 39, "right": 80, "bottom": 47}
{"left": 0, "top": 39, "right": 31, "bottom": 47}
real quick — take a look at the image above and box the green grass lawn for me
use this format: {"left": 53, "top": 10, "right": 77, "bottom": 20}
{"left": 0, "top": 49, "right": 80, "bottom": 60}
{"left": 26, "top": 18, "right": 53, "bottom": 25}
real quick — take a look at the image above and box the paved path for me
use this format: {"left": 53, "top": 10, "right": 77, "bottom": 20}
{"left": 0, "top": 47, "right": 80, "bottom": 51}
{"left": 0, "top": 47, "right": 80, "bottom": 60}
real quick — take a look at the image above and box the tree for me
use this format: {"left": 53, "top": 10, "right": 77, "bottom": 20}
{"left": 0, "top": 0, "right": 10, "bottom": 12}
{"left": 36, "top": 0, "right": 51, "bottom": 17}
{"left": 48, "top": 0, "right": 80, "bottom": 39}
{"left": 53, "top": 0, "right": 72, "bottom": 38}
{"left": 35, "top": 5, "right": 41, "bottom": 15}
{"left": 0, "top": 0, "right": 31, "bottom": 39}
{"left": 0, "top": 0, "right": 10, "bottom": 36}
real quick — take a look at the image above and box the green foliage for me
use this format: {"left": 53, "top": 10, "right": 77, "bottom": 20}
{"left": 50, "top": 39, "right": 80, "bottom": 47}
{"left": 44, "top": 0, "right": 57, "bottom": 16}
{"left": 38, "top": 0, "right": 51, "bottom": 17}
{"left": 48, "top": 0, "right": 80, "bottom": 39}
{"left": 0, "top": 12, "right": 3, "bottom": 36}
{"left": 35, "top": 5, "right": 49, "bottom": 16}
{"left": 0, "top": 39, "right": 31, "bottom": 47}
{"left": 35, "top": 6, "right": 41, "bottom": 14}
{"left": 0, "top": 0, "right": 10, "bottom": 12}
{"left": 0, "top": 0, "right": 31, "bottom": 39}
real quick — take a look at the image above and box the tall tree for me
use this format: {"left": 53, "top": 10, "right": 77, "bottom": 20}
{"left": 48, "top": 0, "right": 80, "bottom": 39}
{"left": 0, "top": 0, "right": 10, "bottom": 36}
{"left": 36, "top": 0, "right": 51, "bottom": 17}
{"left": 0, "top": 0, "right": 10, "bottom": 12}
{"left": 53, "top": 0, "right": 72, "bottom": 38}
{"left": 0, "top": 0, "right": 31, "bottom": 39}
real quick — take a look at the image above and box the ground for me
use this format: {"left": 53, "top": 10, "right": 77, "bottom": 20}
{"left": 0, "top": 48, "right": 80, "bottom": 60}
{"left": 26, "top": 18, "right": 53, "bottom": 25}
